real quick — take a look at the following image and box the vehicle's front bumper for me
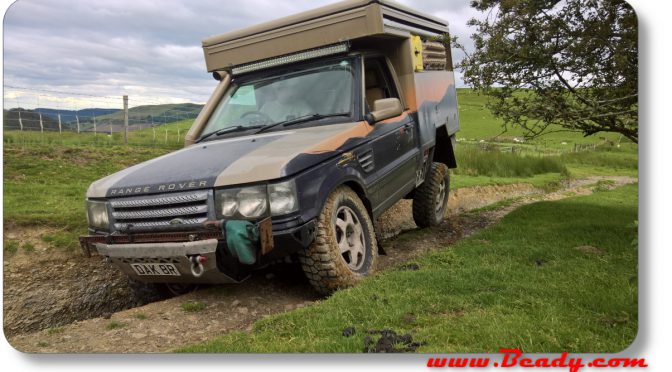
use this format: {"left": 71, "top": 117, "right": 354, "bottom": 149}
{"left": 79, "top": 219, "right": 316, "bottom": 284}
{"left": 96, "top": 239, "right": 237, "bottom": 284}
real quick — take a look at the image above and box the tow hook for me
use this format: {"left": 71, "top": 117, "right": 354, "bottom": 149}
{"left": 190, "top": 255, "right": 206, "bottom": 277}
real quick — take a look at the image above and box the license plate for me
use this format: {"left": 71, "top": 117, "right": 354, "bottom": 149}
{"left": 130, "top": 263, "right": 181, "bottom": 276}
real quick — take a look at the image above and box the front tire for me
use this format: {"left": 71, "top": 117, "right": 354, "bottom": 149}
{"left": 412, "top": 162, "right": 450, "bottom": 228}
{"left": 159, "top": 283, "right": 198, "bottom": 297}
{"left": 299, "top": 186, "right": 378, "bottom": 295}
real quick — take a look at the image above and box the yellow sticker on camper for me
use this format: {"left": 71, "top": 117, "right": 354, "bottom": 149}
{"left": 412, "top": 35, "right": 424, "bottom": 72}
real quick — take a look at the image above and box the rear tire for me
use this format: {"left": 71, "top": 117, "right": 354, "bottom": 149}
{"left": 299, "top": 186, "right": 378, "bottom": 295}
{"left": 412, "top": 162, "right": 450, "bottom": 228}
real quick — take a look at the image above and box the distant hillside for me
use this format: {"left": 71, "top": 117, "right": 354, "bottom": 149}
{"left": 93, "top": 103, "right": 203, "bottom": 126}
{"left": 4, "top": 103, "right": 205, "bottom": 132}
{"left": 4, "top": 108, "right": 61, "bottom": 131}
{"left": 34, "top": 108, "right": 120, "bottom": 123}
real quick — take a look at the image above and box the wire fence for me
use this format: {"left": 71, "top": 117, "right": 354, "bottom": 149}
{"left": 3, "top": 86, "right": 204, "bottom": 148}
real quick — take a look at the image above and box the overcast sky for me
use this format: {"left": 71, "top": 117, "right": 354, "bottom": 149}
{"left": 3, "top": 0, "right": 479, "bottom": 109}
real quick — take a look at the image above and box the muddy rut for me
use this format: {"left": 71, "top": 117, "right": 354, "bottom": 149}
{"left": 4, "top": 176, "right": 636, "bottom": 352}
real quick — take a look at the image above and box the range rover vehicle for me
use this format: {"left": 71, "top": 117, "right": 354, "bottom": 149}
{"left": 80, "top": 0, "right": 460, "bottom": 295}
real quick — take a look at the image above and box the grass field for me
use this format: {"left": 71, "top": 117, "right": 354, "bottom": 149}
{"left": 456, "top": 89, "right": 628, "bottom": 148}
{"left": 3, "top": 119, "right": 194, "bottom": 149}
{"left": 3, "top": 144, "right": 169, "bottom": 251}
{"left": 180, "top": 184, "right": 638, "bottom": 353}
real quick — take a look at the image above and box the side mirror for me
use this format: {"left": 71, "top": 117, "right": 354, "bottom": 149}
{"left": 365, "top": 98, "right": 403, "bottom": 125}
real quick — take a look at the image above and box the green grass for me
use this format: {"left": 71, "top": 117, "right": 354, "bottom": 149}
{"left": 47, "top": 326, "right": 65, "bottom": 335}
{"left": 134, "top": 313, "right": 148, "bottom": 320}
{"left": 180, "top": 184, "right": 638, "bottom": 353}
{"left": 41, "top": 232, "right": 81, "bottom": 252}
{"left": 106, "top": 321, "right": 125, "bottom": 330}
{"left": 180, "top": 301, "right": 207, "bottom": 313}
{"left": 3, "top": 240, "right": 19, "bottom": 254}
{"left": 22, "top": 242, "right": 36, "bottom": 252}
{"left": 456, "top": 89, "right": 627, "bottom": 148}
{"left": 3, "top": 119, "right": 194, "bottom": 149}
{"left": 454, "top": 145, "right": 568, "bottom": 178}
{"left": 3, "top": 142, "right": 173, "bottom": 251}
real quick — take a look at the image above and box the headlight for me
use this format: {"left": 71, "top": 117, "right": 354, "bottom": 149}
{"left": 269, "top": 180, "right": 298, "bottom": 215}
{"left": 216, "top": 189, "right": 239, "bottom": 217}
{"left": 216, "top": 185, "right": 268, "bottom": 219}
{"left": 237, "top": 186, "right": 268, "bottom": 218}
{"left": 215, "top": 180, "right": 299, "bottom": 219}
{"left": 86, "top": 200, "right": 109, "bottom": 230}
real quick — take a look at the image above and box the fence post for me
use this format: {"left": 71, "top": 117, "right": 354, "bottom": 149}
{"left": 76, "top": 115, "right": 80, "bottom": 134}
{"left": 57, "top": 114, "right": 62, "bottom": 134}
{"left": 153, "top": 127, "right": 156, "bottom": 143}
{"left": 93, "top": 116, "right": 97, "bottom": 135}
{"left": 39, "top": 112, "right": 44, "bottom": 133}
{"left": 165, "top": 129, "right": 168, "bottom": 144}
{"left": 123, "top": 95, "right": 129, "bottom": 145}
{"left": 18, "top": 110, "right": 23, "bottom": 131}
{"left": 177, "top": 129, "right": 181, "bottom": 143}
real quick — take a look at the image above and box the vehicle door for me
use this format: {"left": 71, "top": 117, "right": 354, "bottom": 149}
{"left": 362, "top": 57, "right": 419, "bottom": 215}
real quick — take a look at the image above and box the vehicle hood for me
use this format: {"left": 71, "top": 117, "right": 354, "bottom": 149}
{"left": 87, "top": 121, "right": 372, "bottom": 198}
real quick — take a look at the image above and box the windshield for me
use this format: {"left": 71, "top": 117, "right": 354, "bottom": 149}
{"left": 199, "top": 58, "right": 355, "bottom": 139}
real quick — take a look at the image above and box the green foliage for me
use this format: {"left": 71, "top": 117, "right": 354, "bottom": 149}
{"left": 181, "top": 301, "right": 206, "bottom": 313}
{"left": 42, "top": 232, "right": 80, "bottom": 252}
{"left": 22, "top": 242, "right": 36, "bottom": 252}
{"left": 4, "top": 240, "right": 19, "bottom": 254}
{"left": 454, "top": 144, "right": 568, "bottom": 178}
{"left": 456, "top": 0, "right": 638, "bottom": 142}
{"left": 560, "top": 148, "right": 638, "bottom": 169}
{"left": 47, "top": 326, "right": 65, "bottom": 335}
{"left": 180, "top": 185, "right": 638, "bottom": 353}
{"left": 106, "top": 321, "right": 125, "bottom": 330}
{"left": 134, "top": 313, "right": 148, "bottom": 320}
{"left": 593, "top": 180, "right": 616, "bottom": 192}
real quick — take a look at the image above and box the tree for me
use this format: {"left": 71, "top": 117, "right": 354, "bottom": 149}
{"left": 455, "top": 0, "right": 638, "bottom": 142}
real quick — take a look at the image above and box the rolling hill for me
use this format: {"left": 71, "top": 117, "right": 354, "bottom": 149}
{"left": 4, "top": 103, "right": 204, "bottom": 132}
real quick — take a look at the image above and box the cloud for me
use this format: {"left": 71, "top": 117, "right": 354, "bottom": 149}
{"left": 3, "top": 0, "right": 479, "bottom": 109}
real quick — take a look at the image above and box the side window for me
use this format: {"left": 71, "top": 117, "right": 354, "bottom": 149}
{"left": 364, "top": 58, "right": 399, "bottom": 112}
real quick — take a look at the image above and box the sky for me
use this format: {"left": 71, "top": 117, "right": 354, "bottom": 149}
{"left": 2, "top": 0, "right": 480, "bottom": 109}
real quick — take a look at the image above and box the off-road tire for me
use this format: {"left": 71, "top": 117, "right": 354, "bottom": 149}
{"left": 127, "top": 278, "right": 167, "bottom": 303}
{"left": 412, "top": 162, "right": 450, "bottom": 228}
{"left": 159, "top": 283, "right": 199, "bottom": 297}
{"left": 299, "top": 186, "right": 378, "bottom": 295}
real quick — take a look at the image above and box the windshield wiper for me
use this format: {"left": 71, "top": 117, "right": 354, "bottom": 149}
{"left": 196, "top": 125, "right": 263, "bottom": 143}
{"left": 254, "top": 113, "right": 351, "bottom": 134}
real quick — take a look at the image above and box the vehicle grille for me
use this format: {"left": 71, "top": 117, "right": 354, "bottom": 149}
{"left": 110, "top": 190, "right": 211, "bottom": 231}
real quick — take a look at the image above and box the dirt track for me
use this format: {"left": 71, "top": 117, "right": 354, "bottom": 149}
{"left": 4, "top": 176, "right": 636, "bottom": 352}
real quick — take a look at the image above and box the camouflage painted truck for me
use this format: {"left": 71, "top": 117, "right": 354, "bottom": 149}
{"left": 80, "top": 0, "right": 460, "bottom": 295}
